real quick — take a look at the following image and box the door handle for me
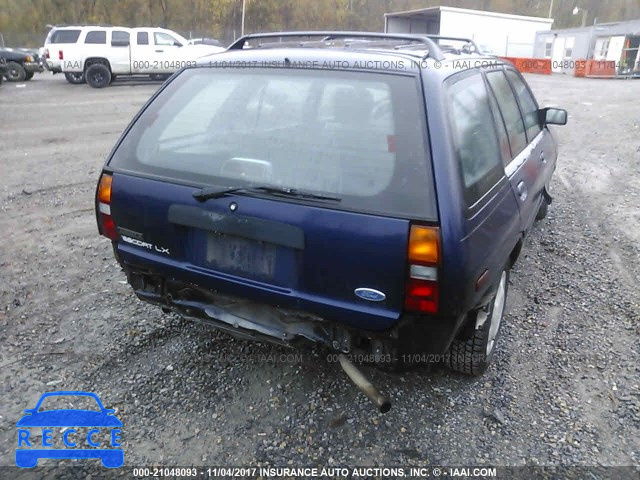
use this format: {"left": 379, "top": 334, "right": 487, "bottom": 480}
{"left": 155, "top": 49, "right": 164, "bottom": 53}
{"left": 517, "top": 181, "right": 528, "bottom": 201}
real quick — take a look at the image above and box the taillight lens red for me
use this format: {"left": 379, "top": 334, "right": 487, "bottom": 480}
{"left": 97, "top": 174, "right": 118, "bottom": 240}
{"left": 404, "top": 225, "right": 440, "bottom": 314}
{"left": 404, "top": 278, "right": 439, "bottom": 314}
{"left": 58, "top": 50, "right": 63, "bottom": 60}
{"left": 44, "top": 48, "right": 50, "bottom": 59}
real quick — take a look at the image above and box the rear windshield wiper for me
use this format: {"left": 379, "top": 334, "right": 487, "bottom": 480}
{"left": 193, "top": 185, "right": 341, "bottom": 203}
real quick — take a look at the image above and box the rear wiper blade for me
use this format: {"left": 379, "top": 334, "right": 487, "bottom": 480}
{"left": 193, "top": 185, "right": 341, "bottom": 202}
{"left": 193, "top": 185, "right": 257, "bottom": 201}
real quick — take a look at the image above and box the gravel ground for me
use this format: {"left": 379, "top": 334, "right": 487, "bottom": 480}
{"left": 0, "top": 72, "right": 639, "bottom": 475}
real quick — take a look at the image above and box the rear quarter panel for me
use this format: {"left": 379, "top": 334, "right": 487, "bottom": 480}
{"left": 421, "top": 70, "right": 520, "bottom": 318}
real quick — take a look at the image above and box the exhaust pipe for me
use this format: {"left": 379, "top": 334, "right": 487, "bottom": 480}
{"left": 338, "top": 354, "right": 391, "bottom": 414}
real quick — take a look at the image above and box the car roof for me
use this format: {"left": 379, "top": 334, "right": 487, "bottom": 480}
{"left": 196, "top": 31, "right": 508, "bottom": 79}
{"left": 50, "top": 25, "right": 121, "bottom": 29}
{"left": 33, "top": 390, "right": 104, "bottom": 405}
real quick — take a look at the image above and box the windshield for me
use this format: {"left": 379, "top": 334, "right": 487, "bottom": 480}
{"left": 37, "top": 395, "right": 101, "bottom": 412}
{"left": 109, "top": 66, "right": 436, "bottom": 219}
{"left": 161, "top": 30, "right": 188, "bottom": 46}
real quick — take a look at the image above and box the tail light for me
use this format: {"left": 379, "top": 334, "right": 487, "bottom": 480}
{"left": 97, "top": 174, "right": 118, "bottom": 240}
{"left": 44, "top": 48, "right": 50, "bottom": 59}
{"left": 404, "top": 225, "right": 440, "bottom": 314}
{"left": 58, "top": 50, "right": 63, "bottom": 60}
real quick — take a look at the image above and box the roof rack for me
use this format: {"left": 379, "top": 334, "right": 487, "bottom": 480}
{"left": 227, "top": 31, "right": 482, "bottom": 60}
{"left": 228, "top": 31, "right": 445, "bottom": 61}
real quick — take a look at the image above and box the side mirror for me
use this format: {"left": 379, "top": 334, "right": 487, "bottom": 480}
{"left": 111, "top": 39, "right": 130, "bottom": 47}
{"left": 541, "top": 107, "right": 567, "bottom": 126}
{"left": 174, "top": 41, "right": 183, "bottom": 47}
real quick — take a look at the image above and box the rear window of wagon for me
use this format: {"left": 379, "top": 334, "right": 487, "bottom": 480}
{"left": 109, "top": 67, "right": 437, "bottom": 219}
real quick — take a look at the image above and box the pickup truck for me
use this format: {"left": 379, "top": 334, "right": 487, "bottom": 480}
{"left": 59, "top": 26, "right": 224, "bottom": 87}
{"left": 0, "top": 47, "right": 44, "bottom": 81}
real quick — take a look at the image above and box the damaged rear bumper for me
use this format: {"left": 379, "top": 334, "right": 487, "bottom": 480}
{"left": 123, "top": 263, "right": 462, "bottom": 362}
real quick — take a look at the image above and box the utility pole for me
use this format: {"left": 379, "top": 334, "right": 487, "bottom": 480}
{"left": 548, "top": 0, "right": 553, "bottom": 18}
{"left": 241, "top": 0, "right": 247, "bottom": 37}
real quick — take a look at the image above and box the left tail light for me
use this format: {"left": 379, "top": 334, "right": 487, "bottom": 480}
{"left": 44, "top": 48, "right": 49, "bottom": 59}
{"left": 58, "top": 50, "right": 63, "bottom": 60}
{"left": 97, "top": 174, "right": 118, "bottom": 240}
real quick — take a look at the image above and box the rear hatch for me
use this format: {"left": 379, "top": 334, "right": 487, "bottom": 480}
{"left": 44, "top": 28, "right": 82, "bottom": 69}
{"left": 102, "top": 62, "right": 437, "bottom": 331}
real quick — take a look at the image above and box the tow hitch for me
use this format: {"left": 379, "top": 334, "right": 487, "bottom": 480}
{"left": 338, "top": 354, "right": 391, "bottom": 413}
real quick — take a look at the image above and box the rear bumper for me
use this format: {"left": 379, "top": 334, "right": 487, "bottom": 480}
{"left": 45, "top": 60, "right": 62, "bottom": 73}
{"left": 24, "top": 62, "right": 44, "bottom": 73}
{"left": 120, "top": 258, "right": 463, "bottom": 361}
{"left": 15, "top": 448, "right": 123, "bottom": 468}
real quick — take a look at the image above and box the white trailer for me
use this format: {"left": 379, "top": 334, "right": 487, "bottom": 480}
{"left": 384, "top": 6, "right": 553, "bottom": 57}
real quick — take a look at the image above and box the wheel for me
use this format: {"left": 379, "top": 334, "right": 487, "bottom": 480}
{"left": 5, "top": 61, "right": 26, "bottom": 81}
{"left": 24, "top": 71, "right": 34, "bottom": 80}
{"left": 85, "top": 63, "right": 111, "bottom": 88}
{"left": 110, "top": 74, "right": 117, "bottom": 83}
{"left": 64, "top": 71, "right": 85, "bottom": 84}
{"left": 536, "top": 198, "right": 549, "bottom": 220}
{"left": 447, "top": 269, "right": 509, "bottom": 376}
{"left": 14, "top": 450, "right": 38, "bottom": 468}
{"left": 101, "top": 450, "right": 124, "bottom": 468}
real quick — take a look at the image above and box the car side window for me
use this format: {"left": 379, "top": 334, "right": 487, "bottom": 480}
{"left": 485, "top": 76, "right": 513, "bottom": 166}
{"left": 137, "top": 32, "right": 149, "bottom": 45}
{"left": 85, "top": 31, "right": 106, "bottom": 44}
{"left": 447, "top": 72, "right": 505, "bottom": 205}
{"left": 112, "top": 30, "right": 130, "bottom": 43}
{"left": 154, "top": 32, "right": 181, "bottom": 47}
{"left": 505, "top": 69, "right": 541, "bottom": 142}
{"left": 51, "top": 30, "right": 81, "bottom": 43}
{"left": 486, "top": 70, "right": 527, "bottom": 158}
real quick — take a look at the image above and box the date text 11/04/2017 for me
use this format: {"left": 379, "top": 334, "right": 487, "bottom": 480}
{"left": 135, "top": 466, "right": 498, "bottom": 477}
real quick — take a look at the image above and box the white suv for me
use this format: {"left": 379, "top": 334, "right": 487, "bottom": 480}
{"left": 45, "top": 26, "right": 224, "bottom": 86}
{"left": 44, "top": 26, "right": 86, "bottom": 83}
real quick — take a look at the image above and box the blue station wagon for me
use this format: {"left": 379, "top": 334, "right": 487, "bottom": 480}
{"left": 96, "top": 32, "right": 567, "bottom": 376}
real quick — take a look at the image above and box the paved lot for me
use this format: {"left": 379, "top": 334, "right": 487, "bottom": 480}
{"left": 1, "top": 72, "right": 638, "bottom": 473}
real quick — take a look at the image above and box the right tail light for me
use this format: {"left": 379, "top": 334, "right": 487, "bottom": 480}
{"left": 404, "top": 225, "right": 440, "bottom": 314}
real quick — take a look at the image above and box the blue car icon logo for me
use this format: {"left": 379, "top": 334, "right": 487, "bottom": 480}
{"left": 16, "top": 391, "right": 123, "bottom": 468}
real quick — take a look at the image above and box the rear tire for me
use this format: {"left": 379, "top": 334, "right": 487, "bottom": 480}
{"left": 5, "top": 61, "right": 26, "bottom": 81}
{"left": 24, "top": 71, "right": 34, "bottom": 80}
{"left": 85, "top": 63, "right": 111, "bottom": 88}
{"left": 447, "top": 269, "right": 509, "bottom": 376}
{"left": 65, "top": 71, "right": 85, "bottom": 84}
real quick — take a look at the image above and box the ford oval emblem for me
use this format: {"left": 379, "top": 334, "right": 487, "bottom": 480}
{"left": 354, "top": 288, "right": 386, "bottom": 302}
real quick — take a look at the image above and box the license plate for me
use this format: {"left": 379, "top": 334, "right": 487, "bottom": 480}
{"left": 205, "top": 233, "right": 276, "bottom": 280}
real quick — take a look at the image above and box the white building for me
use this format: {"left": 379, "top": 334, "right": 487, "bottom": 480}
{"left": 533, "top": 19, "right": 640, "bottom": 75}
{"left": 384, "top": 6, "right": 554, "bottom": 57}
